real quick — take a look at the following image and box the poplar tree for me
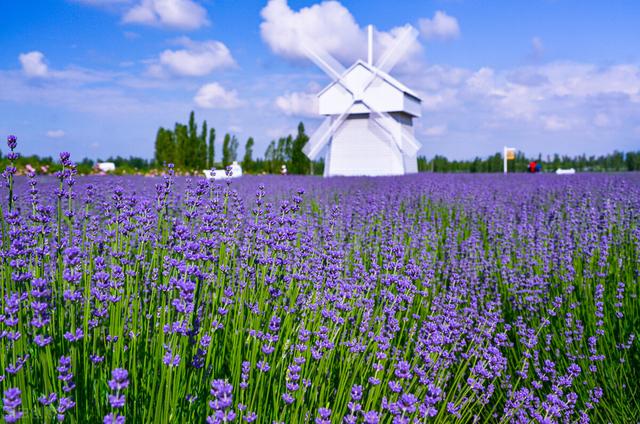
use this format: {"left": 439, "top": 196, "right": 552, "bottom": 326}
{"left": 290, "top": 122, "right": 310, "bottom": 174}
{"left": 208, "top": 128, "right": 215, "bottom": 168}
{"left": 174, "top": 123, "right": 188, "bottom": 169}
{"left": 187, "top": 111, "right": 198, "bottom": 168}
{"left": 243, "top": 137, "right": 254, "bottom": 172}
{"left": 154, "top": 128, "right": 165, "bottom": 166}
{"left": 199, "top": 120, "right": 208, "bottom": 169}
{"left": 222, "top": 133, "right": 231, "bottom": 167}
{"left": 229, "top": 135, "right": 239, "bottom": 163}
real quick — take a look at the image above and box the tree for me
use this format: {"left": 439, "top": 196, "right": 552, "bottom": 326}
{"left": 229, "top": 135, "right": 239, "bottom": 164}
{"left": 174, "top": 123, "right": 188, "bottom": 168}
{"left": 154, "top": 128, "right": 170, "bottom": 166}
{"left": 290, "top": 122, "right": 310, "bottom": 174}
{"left": 222, "top": 133, "right": 233, "bottom": 166}
{"left": 243, "top": 137, "right": 254, "bottom": 172}
{"left": 208, "top": 128, "right": 215, "bottom": 168}
{"left": 186, "top": 111, "right": 198, "bottom": 168}
{"left": 198, "top": 120, "right": 208, "bottom": 169}
{"left": 264, "top": 140, "right": 276, "bottom": 173}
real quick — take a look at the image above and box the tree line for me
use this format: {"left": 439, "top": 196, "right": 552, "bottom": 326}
{"left": 4, "top": 111, "right": 639, "bottom": 175}
{"left": 154, "top": 112, "right": 320, "bottom": 174}
{"left": 418, "top": 150, "right": 640, "bottom": 173}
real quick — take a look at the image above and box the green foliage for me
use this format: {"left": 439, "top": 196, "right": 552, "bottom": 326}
{"left": 290, "top": 122, "right": 311, "bottom": 174}
{"left": 208, "top": 128, "right": 216, "bottom": 169}
{"left": 154, "top": 127, "right": 175, "bottom": 166}
{"left": 243, "top": 137, "right": 254, "bottom": 172}
{"left": 419, "top": 150, "right": 640, "bottom": 173}
{"left": 222, "top": 133, "right": 232, "bottom": 166}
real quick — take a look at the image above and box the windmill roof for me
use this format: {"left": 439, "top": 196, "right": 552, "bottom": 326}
{"left": 317, "top": 59, "right": 421, "bottom": 101}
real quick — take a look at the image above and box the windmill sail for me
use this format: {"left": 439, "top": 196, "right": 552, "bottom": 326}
{"left": 296, "top": 23, "right": 423, "bottom": 177}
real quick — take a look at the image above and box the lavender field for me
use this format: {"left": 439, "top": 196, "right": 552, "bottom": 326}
{"left": 1, "top": 146, "right": 639, "bottom": 423}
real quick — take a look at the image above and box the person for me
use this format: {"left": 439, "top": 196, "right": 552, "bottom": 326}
{"left": 528, "top": 161, "right": 537, "bottom": 173}
{"left": 535, "top": 162, "right": 542, "bottom": 173}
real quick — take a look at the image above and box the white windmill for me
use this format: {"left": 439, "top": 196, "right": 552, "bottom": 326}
{"left": 301, "top": 25, "right": 422, "bottom": 177}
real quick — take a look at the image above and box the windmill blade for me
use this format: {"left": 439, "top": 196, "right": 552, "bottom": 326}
{"left": 374, "top": 25, "right": 419, "bottom": 75}
{"left": 363, "top": 98, "right": 420, "bottom": 156}
{"left": 303, "top": 102, "right": 353, "bottom": 160}
{"left": 303, "top": 116, "right": 332, "bottom": 160}
{"left": 400, "top": 125, "right": 421, "bottom": 155}
{"left": 367, "top": 113, "right": 402, "bottom": 156}
{"left": 299, "top": 41, "right": 347, "bottom": 82}
{"left": 355, "top": 25, "right": 419, "bottom": 98}
{"left": 361, "top": 98, "right": 400, "bottom": 144}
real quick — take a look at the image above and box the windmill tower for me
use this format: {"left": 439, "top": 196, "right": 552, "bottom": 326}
{"left": 301, "top": 25, "right": 422, "bottom": 177}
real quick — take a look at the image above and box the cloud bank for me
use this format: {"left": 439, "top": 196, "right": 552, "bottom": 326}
{"left": 149, "top": 37, "right": 236, "bottom": 77}
{"left": 419, "top": 11, "right": 460, "bottom": 40}
{"left": 194, "top": 83, "right": 243, "bottom": 109}
{"left": 123, "top": 0, "right": 209, "bottom": 30}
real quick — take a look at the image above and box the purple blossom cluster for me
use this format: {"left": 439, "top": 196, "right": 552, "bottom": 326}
{"left": 0, "top": 135, "right": 639, "bottom": 422}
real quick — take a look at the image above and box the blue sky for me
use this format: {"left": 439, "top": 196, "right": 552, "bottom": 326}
{"left": 1, "top": 0, "right": 639, "bottom": 161}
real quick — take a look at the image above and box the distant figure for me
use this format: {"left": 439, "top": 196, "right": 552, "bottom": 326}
{"left": 535, "top": 162, "right": 542, "bottom": 173}
{"left": 528, "top": 161, "right": 537, "bottom": 173}
{"left": 280, "top": 164, "right": 288, "bottom": 176}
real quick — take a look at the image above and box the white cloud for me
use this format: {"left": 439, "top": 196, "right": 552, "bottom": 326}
{"left": 419, "top": 11, "right": 460, "bottom": 40}
{"left": 260, "top": 0, "right": 421, "bottom": 69}
{"left": 531, "top": 37, "right": 544, "bottom": 58}
{"left": 19, "top": 51, "right": 48, "bottom": 77}
{"left": 423, "top": 125, "right": 447, "bottom": 137}
{"left": 275, "top": 91, "right": 318, "bottom": 117}
{"left": 594, "top": 113, "right": 611, "bottom": 128}
{"left": 404, "top": 61, "right": 640, "bottom": 147}
{"left": 123, "top": 0, "right": 209, "bottom": 30}
{"left": 194, "top": 82, "right": 242, "bottom": 109}
{"left": 154, "top": 37, "right": 235, "bottom": 77}
{"left": 46, "top": 129, "right": 66, "bottom": 138}
{"left": 18, "top": 51, "right": 112, "bottom": 84}
{"left": 542, "top": 115, "right": 571, "bottom": 131}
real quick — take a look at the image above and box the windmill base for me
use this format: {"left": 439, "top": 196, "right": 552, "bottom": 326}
{"left": 323, "top": 114, "right": 418, "bottom": 177}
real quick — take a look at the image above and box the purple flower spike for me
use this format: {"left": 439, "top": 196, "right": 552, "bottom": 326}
{"left": 108, "top": 368, "right": 130, "bottom": 392}
{"left": 7, "top": 135, "right": 17, "bottom": 150}
{"left": 104, "top": 412, "right": 126, "bottom": 424}
{"left": 3, "top": 388, "right": 23, "bottom": 423}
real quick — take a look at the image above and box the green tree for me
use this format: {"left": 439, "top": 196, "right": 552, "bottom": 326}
{"left": 198, "top": 120, "right": 208, "bottom": 169}
{"left": 243, "top": 137, "right": 254, "bottom": 172}
{"left": 229, "top": 135, "right": 239, "bottom": 164}
{"left": 174, "top": 123, "right": 188, "bottom": 169}
{"left": 154, "top": 127, "right": 171, "bottom": 166}
{"left": 264, "top": 140, "right": 276, "bottom": 173}
{"left": 208, "top": 128, "right": 215, "bottom": 168}
{"left": 290, "top": 122, "right": 310, "bottom": 174}
{"left": 187, "top": 111, "right": 198, "bottom": 168}
{"left": 222, "top": 133, "right": 232, "bottom": 166}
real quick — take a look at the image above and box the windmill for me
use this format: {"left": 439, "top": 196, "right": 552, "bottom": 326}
{"left": 301, "top": 25, "right": 422, "bottom": 177}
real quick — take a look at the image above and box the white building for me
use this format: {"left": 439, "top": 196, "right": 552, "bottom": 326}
{"left": 300, "top": 25, "right": 423, "bottom": 177}
{"left": 316, "top": 60, "right": 421, "bottom": 176}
